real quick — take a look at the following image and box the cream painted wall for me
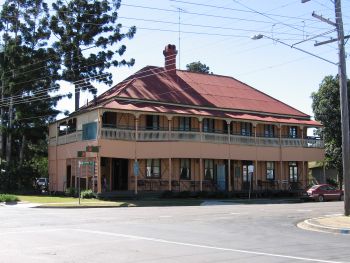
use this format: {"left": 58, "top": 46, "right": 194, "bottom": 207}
{"left": 76, "top": 110, "right": 99, "bottom": 130}
{"left": 98, "top": 139, "right": 324, "bottom": 161}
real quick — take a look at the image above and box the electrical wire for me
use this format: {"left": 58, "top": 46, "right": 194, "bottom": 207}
{"left": 168, "top": 0, "right": 318, "bottom": 22}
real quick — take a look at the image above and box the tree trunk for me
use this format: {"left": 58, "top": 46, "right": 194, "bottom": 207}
{"left": 0, "top": 86, "right": 4, "bottom": 159}
{"left": 19, "top": 134, "right": 26, "bottom": 166}
{"left": 6, "top": 97, "right": 13, "bottom": 163}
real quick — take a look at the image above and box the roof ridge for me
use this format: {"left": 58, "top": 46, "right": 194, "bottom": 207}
{"left": 177, "top": 69, "right": 309, "bottom": 118}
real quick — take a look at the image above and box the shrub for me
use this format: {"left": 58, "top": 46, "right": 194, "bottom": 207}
{"left": 80, "top": 189, "right": 96, "bottom": 199}
{"left": 326, "top": 178, "right": 339, "bottom": 188}
{"left": 161, "top": 190, "right": 174, "bottom": 198}
{"left": 198, "top": 191, "right": 209, "bottom": 198}
{"left": 0, "top": 194, "right": 19, "bottom": 203}
{"left": 178, "top": 191, "right": 191, "bottom": 198}
{"left": 65, "top": 187, "right": 77, "bottom": 197}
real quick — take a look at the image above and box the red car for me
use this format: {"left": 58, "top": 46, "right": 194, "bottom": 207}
{"left": 306, "top": 184, "right": 344, "bottom": 202}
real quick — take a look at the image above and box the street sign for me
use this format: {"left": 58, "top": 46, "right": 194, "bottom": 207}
{"left": 86, "top": 146, "right": 99, "bottom": 152}
{"left": 79, "top": 161, "right": 95, "bottom": 167}
{"left": 133, "top": 161, "right": 139, "bottom": 176}
{"left": 77, "top": 151, "right": 86, "bottom": 157}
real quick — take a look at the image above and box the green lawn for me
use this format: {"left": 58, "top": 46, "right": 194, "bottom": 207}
{"left": 17, "top": 195, "right": 203, "bottom": 207}
{"left": 17, "top": 195, "right": 116, "bottom": 204}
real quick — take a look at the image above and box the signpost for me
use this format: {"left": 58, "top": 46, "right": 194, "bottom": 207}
{"left": 134, "top": 161, "right": 139, "bottom": 195}
{"left": 248, "top": 165, "right": 254, "bottom": 200}
{"left": 78, "top": 160, "right": 95, "bottom": 205}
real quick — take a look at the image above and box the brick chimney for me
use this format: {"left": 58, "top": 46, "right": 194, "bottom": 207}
{"left": 163, "top": 44, "right": 177, "bottom": 74}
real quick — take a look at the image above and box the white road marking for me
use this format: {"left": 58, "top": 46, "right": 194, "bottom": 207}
{"left": 229, "top": 212, "right": 241, "bottom": 215}
{"left": 297, "top": 210, "right": 312, "bottom": 212}
{"left": 1, "top": 228, "right": 64, "bottom": 235}
{"left": 159, "top": 215, "right": 172, "bottom": 218}
{"left": 71, "top": 228, "right": 346, "bottom": 263}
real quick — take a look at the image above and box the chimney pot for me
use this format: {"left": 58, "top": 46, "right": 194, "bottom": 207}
{"left": 163, "top": 44, "right": 177, "bottom": 74}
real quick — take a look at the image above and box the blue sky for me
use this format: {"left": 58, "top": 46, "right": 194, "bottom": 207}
{"left": 56, "top": 0, "right": 350, "bottom": 118}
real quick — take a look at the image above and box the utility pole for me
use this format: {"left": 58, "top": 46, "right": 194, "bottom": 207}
{"left": 304, "top": 0, "right": 349, "bottom": 215}
{"left": 334, "top": 0, "right": 350, "bottom": 216}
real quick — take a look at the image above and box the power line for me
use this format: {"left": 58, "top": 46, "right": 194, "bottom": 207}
{"left": 121, "top": 3, "right": 312, "bottom": 27}
{"left": 0, "top": 4, "right": 336, "bottom": 81}
{"left": 232, "top": 0, "right": 318, "bottom": 34}
{"left": 169, "top": 0, "right": 319, "bottom": 22}
{"left": 239, "top": 48, "right": 336, "bottom": 76}
{"left": 0, "top": 60, "right": 179, "bottom": 107}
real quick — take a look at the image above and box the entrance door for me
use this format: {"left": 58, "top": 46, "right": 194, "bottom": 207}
{"left": 242, "top": 162, "right": 253, "bottom": 191}
{"left": 66, "top": 165, "right": 71, "bottom": 189}
{"left": 216, "top": 164, "right": 226, "bottom": 191}
{"left": 111, "top": 159, "right": 129, "bottom": 191}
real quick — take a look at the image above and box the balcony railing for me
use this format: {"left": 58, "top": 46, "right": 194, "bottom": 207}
{"left": 256, "top": 136, "right": 280, "bottom": 147}
{"left": 230, "top": 134, "right": 255, "bottom": 145}
{"left": 171, "top": 131, "right": 201, "bottom": 141}
{"left": 52, "top": 127, "right": 323, "bottom": 149}
{"left": 52, "top": 130, "right": 83, "bottom": 146}
{"left": 99, "top": 127, "right": 323, "bottom": 148}
{"left": 101, "top": 128, "right": 135, "bottom": 141}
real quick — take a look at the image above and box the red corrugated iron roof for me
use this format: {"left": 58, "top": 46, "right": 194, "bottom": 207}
{"left": 81, "top": 65, "right": 320, "bottom": 126}
{"left": 102, "top": 99, "right": 321, "bottom": 127}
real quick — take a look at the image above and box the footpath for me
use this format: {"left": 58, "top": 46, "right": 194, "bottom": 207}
{"left": 298, "top": 215, "right": 350, "bottom": 235}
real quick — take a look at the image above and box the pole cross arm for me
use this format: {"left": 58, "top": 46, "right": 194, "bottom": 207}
{"left": 315, "top": 35, "right": 350, "bottom": 46}
{"left": 251, "top": 34, "right": 338, "bottom": 65}
{"left": 312, "top": 12, "right": 336, "bottom": 27}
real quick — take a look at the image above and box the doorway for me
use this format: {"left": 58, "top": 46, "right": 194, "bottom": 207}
{"left": 216, "top": 164, "right": 227, "bottom": 191}
{"left": 242, "top": 161, "right": 253, "bottom": 191}
{"left": 111, "top": 158, "right": 129, "bottom": 191}
{"left": 66, "top": 165, "right": 71, "bottom": 189}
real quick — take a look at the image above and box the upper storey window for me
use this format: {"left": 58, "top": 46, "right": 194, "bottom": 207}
{"left": 179, "top": 117, "right": 191, "bottom": 131}
{"left": 203, "top": 119, "right": 215, "bottom": 133}
{"left": 241, "top": 122, "right": 252, "bottom": 136}
{"left": 146, "top": 115, "right": 159, "bottom": 130}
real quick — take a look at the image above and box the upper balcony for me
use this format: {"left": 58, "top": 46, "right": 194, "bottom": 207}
{"left": 49, "top": 112, "right": 324, "bottom": 149}
{"left": 99, "top": 127, "right": 323, "bottom": 148}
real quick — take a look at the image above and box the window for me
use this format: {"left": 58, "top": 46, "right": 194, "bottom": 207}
{"left": 204, "top": 159, "right": 214, "bottom": 180}
{"left": 203, "top": 119, "right": 215, "bottom": 133}
{"left": 289, "top": 126, "right": 298, "bottom": 138}
{"left": 180, "top": 159, "right": 191, "bottom": 180}
{"left": 222, "top": 120, "right": 228, "bottom": 134}
{"left": 266, "top": 162, "right": 275, "bottom": 180}
{"left": 289, "top": 162, "right": 298, "bottom": 182}
{"left": 146, "top": 159, "right": 161, "bottom": 178}
{"left": 102, "top": 112, "right": 117, "bottom": 128}
{"left": 242, "top": 161, "right": 253, "bottom": 182}
{"left": 264, "top": 125, "right": 275, "bottom": 137}
{"left": 82, "top": 122, "right": 97, "bottom": 140}
{"left": 241, "top": 122, "right": 252, "bottom": 136}
{"left": 146, "top": 115, "right": 159, "bottom": 130}
{"left": 179, "top": 117, "right": 191, "bottom": 131}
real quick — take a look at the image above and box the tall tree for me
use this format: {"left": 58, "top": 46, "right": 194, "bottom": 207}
{"left": 186, "top": 61, "right": 211, "bottom": 74}
{"left": 311, "top": 75, "right": 350, "bottom": 187}
{"left": 50, "top": 0, "right": 136, "bottom": 111}
{"left": 0, "top": 0, "right": 62, "bottom": 166}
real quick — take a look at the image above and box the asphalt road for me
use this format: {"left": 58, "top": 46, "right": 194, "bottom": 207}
{"left": 0, "top": 201, "right": 349, "bottom": 263}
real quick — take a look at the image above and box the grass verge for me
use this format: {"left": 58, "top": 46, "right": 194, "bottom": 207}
{"left": 17, "top": 195, "right": 203, "bottom": 207}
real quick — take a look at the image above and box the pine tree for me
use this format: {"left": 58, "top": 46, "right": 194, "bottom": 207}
{"left": 50, "top": 0, "right": 136, "bottom": 111}
{"left": 0, "top": 0, "right": 62, "bottom": 167}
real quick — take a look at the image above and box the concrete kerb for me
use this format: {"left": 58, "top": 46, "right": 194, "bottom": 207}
{"left": 297, "top": 215, "right": 350, "bottom": 235}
